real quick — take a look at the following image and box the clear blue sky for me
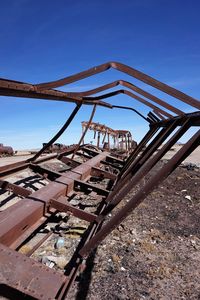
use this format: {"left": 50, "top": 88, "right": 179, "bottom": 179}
{"left": 1, "top": 0, "right": 200, "bottom": 149}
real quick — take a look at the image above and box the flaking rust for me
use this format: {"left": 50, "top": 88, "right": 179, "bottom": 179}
{"left": 0, "top": 62, "right": 199, "bottom": 299}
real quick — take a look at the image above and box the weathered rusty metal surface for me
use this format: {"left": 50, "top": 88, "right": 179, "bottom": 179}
{"left": 0, "top": 62, "right": 199, "bottom": 299}
{"left": 0, "top": 243, "right": 65, "bottom": 300}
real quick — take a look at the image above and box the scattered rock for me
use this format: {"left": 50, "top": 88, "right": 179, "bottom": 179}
{"left": 185, "top": 195, "right": 192, "bottom": 203}
{"left": 55, "top": 237, "right": 65, "bottom": 249}
{"left": 70, "top": 199, "right": 80, "bottom": 205}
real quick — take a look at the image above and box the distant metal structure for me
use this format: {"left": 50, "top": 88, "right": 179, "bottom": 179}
{"left": 81, "top": 121, "right": 135, "bottom": 152}
{"left": 0, "top": 62, "right": 199, "bottom": 299}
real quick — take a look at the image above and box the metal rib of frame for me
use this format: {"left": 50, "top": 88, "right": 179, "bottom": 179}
{"left": 0, "top": 151, "right": 108, "bottom": 247}
{"left": 29, "top": 104, "right": 82, "bottom": 162}
{"left": 104, "top": 122, "right": 178, "bottom": 203}
{"left": 119, "top": 120, "right": 179, "bottom": 181}
{"left": 72, "top": 104, "right": 97, "bottom": 159}
{"left": 35, "top": 62, "right": 200, "bottom": 110}
{"left": 83, "top": 89, "right": 173, "bottom": 118}
{"left": 0, "top": 61, "right": 200, "bottom": 299}
{"left": 67, "top": 80, "right": 183, "bottom": 115}
{"left": 79, "top": 129, "right": 200, "bottom": 258}
{"left": 102, "top": 119, "right": 191, "bottom": 213}
{"left": 117, "top": 123, "right": 176, "bottom": 183}
{"left": 119, "top": 126, "right": 160, "bottom": 175}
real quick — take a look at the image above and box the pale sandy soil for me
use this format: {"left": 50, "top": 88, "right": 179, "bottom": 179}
{"left": 0, "top": 154, "right": 34, "bottom": 167}
{"left": 162, "top": 145, "right": 200, "bottom": 165}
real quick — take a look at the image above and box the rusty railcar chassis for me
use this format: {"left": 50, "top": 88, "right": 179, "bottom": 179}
{"left": 0, "top": 62, "right": 199, "bottom": 299}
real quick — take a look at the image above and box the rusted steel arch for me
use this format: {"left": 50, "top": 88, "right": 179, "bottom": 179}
{"left": 67, "top": 80, "right": 183, "bottom": 115}
{"left": 83, "top": 89, "right": 172, "bottom": 118}
{"left": 34, "top": 62, "right": 200, "bottom": 110}
{"left": 112, "top": 105, "right": 150, "bottom": 122}
{"left": 0, "top": 78, "right": 111, "bottom": 108}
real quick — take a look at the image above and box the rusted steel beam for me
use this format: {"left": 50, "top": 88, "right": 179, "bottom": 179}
{"left": 105, "top": 123, "right": 177, "bottom": 206}
{"left": 82, "top": 146, "right": 124, "bottom": 165}
{"left": 75, "top": 151, "right": 93, "bottom": 159}
{"left": 72, "top": 105, "right": 97, "bottom": 159}
{"left": 84, "top": 89, "right": 173, "bottom": 118}
{"left": 29, "top": 104, "right": 81, "bottom": 162}
{"left": 121, "top": 121, "right": 178, "bottom": 181}
{"left": 29, "top": 164, "right": 61, "bottom": 180}
{"left": 50, "top": 197, "right": 97, "bottom": 223}
{"left": 112, "top": 105, "right": 150, "bottom": 122}
{"left": 74, "top": 179, "right": 109, "bottom": 196}
{"left": 104, "top": 119, "right": 191, "bottom": 212}
{"left": 59, "top": 156, "right": 81, "bottom": 168}
{"left": 0, "top": 180, "right": 31, "bottom": 197}
{"left": 148, "top": 112, "right": 160, "bottom": 122}
{"left": 153, "top": 109, "right": 166, "bottom": 120}
{"left": 91, "top": 167, "right": 116, "bottom": 180}
{"left": 100, "top": 160, "right": 122, "bottom": 171}
{"left": 0, "top": 61, "right": 199, "bottom": 299}
{"left": 35, "top": 62, "right": 200, "bottom": 110}
{"left": 0, "top": 152, "right": 108, "bottom": 247}
{"left": 59, "top": 156, "right": 116, "bottom": 180}
{"left": 0, "top": 145, "right": 78, "bottom": 179}
{"left": 119, "top": 126, "right": 159, "bottom": 176}
{"left": 0, "top": 161, "right": 29, "bottom": 179}
{"left": 69, "top": 80, "right": 183, "bottom": 115}
{"left": 79, "top": 129, "right": 200, "bottom": 257}
{"left": 0, "top": 243, "right": 65, "bottom": 300}
{"left": 0, "top": 79, "right": 112, "bottom": 109}
{"left": 151, "top": 110, "right": 200, "bottom": 127}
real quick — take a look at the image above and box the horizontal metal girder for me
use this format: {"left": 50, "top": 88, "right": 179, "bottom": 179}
{"left": 50, "top": 197, "right": 97, "bottom": 223}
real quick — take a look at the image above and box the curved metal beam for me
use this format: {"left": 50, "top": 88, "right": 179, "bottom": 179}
{"left": 72, "top": 104, "right": 97, "bottom": 159}
{"left": 35, "top": 62, "right": 200, "bottom": 110}
{"left": 83, "top": 89, "right": 172, "bottom": 118}
{"left": 112, "top": 105, "right": 150, "bottom": 122}
{"left": 67, "top": 80, "right": 183, "bottom": 115}
{"left": 28, "top": 104, "right": 82, "bottom": 162}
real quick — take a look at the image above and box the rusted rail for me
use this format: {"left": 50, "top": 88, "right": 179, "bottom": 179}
{"left": 0, "top": 62, "right": 199, "bottom": 299}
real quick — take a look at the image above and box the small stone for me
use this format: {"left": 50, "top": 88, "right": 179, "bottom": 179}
{"left": 113, "top": 236, "right": 120, "bottom": 241}
{"left": 181, "top": 189, "right": 187, "bottom": 192}
{"left": 112, "top": 254, "right": 120, "bottom": 263}
{"left": 120, "top": 267, "right": 126, "bottom": 271}
{"left": 43, "top": 225, "right": 51, "bottom": 232}
{"left": 55, "top": 237, "right": 65, "bottom": 249}
{"left": 185, "top": 195, "right": 192, "bottom": 201}
{"left": 49, "top": 262, "right": 55, "bottom": 268}
{"left": 58, "top": 212, "right": 68, "bottom": 219}
{"left": 41, "top": 256, "right": 51, "bottom": 266}
{"left": 70, "top": 199, "right": 80, "bottom": 205}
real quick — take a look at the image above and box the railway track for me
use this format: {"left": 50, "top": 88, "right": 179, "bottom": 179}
{"left": 0, "top": 62, "right": 199, "bottom": 299}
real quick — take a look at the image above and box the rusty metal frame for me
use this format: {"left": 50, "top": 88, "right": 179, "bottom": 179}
{"left": 0, "top": 62, "right": 199, "bottom": 299}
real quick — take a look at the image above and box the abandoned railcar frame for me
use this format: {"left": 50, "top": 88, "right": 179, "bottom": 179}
{"left": 0, "top": 62, "right": 199, "bottom": 299}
